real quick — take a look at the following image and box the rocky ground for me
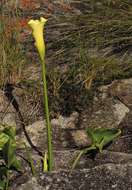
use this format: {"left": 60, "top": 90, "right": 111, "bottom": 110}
{"left": 1, "top": 0, "right": 132, "bottom": 190}
{"left": 1, "top": 78, "right": 132, "bottom": 189}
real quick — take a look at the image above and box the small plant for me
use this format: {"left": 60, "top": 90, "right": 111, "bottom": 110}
{"left": 0, "top": 125, "right": 21, "bottom": 190}
{"left": 28, "top": 17, "right": 53, "bottom": 171}
{"left": 72, "top": 128, "right": 121, "bottom": 170}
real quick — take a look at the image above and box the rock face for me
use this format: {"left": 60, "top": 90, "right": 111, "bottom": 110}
{"left": 14, "top": 163, "right": 132, "bottom": 190}
{"left": 17, "top": 114, "right": 90, "bottom": 150}
{"left": 108, "top": 78, "right": 132, "bottom": 109}
{"left": 81, "top": 95, "right": 129, "bottom": 129}
{"left": 12, "top": 77, "right": 132, "bottom": 189}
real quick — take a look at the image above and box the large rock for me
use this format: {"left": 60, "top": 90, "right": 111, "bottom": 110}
{"left": 108, "top": 78, "right": 132, "bottom": 109}
{"left": 14, "top": 163, "right": 132, "bottom": 190}
{"left": 17, "top": 112, "right": 90, "bottom": 150}
{"left": 80, "top": 87, "right": 129, "bottom": 129}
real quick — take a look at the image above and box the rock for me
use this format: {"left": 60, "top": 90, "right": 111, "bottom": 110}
{"left": 51, "top": 112, "right": 79, "bottom": 129}
{"left": 15, "top": 177, "right": 43, "bottom": 190}
{"left": 0, "top": 90, "right": 16, "bottom": 126}
{"left": 81, "top": 93, "right": 129, "bottom": 129}
{"left": 18, "top": 148, "right": 132, "bottom": 172}
{"left": 14, "top": 163, "right": 132, "bottom": 190}
{"left": 39, "top": 163, "right": 132, "bottom": 190}
{"left": 54, "top": 150, "right": 132, "bottom": 170}
{"left": 10, "top": 85, "right": 43, "bottom": 125}
{"left": 71, "top": 130, "right": 90, "bottom": 147}
{"left": 2, "top": 112, "right": 16, "bottom": 127}
{"left": 113, "top": 100, "right": 129, "bottom": 125}
{"left": 108, "top": 78, "right": 132, "bottom": 109}
{"left": 17, "top": 116, "right": 90, "bottom": 150}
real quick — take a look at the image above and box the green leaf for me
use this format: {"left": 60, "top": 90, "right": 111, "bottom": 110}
{"left": 71, "top": 128, "right": 121, "bottom": 170}
{"left": 10, "top": 158, "right": 21, "bottom": 171}
{"left": 0, "top": 133, "right": 9, "bottom": 150}
{"left": 3, "top": 127, "right": 16, "bottom": 140}
{"left": 0, "top": 126, "right": 21, "bottom": 172}
{"left": 43, "top": 152, "right": 48, "bottom": 172}
{"left": 0, "top": 126, "right": 20, "bottom": 190}
{"left": 2, "top": 138, "right": 16, "bottom": 168}
{"left": 86, "top": 128, "right": 121, "bottom": 152}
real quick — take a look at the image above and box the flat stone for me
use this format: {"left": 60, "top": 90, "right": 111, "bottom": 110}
{"left": 14, "top": 163, "right": 132, "bottom": 190}
{"left": 81, "top": 95, "right": 129, "bottom": 129}
{"left": 17, "top": 120, "right": 90, "bottom": 150}
{"left": 54, "top": 150, "right": 132, "bottom": 170}
{"left": 108, "top": 78, "right": 132, "bottom": 109}
{"left": 17, "top": 148, "right": 132, "bottom": 172}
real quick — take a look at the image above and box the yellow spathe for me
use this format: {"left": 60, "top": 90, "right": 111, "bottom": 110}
{"left": 28, "top": 17, "right": 47, "bottom": 61}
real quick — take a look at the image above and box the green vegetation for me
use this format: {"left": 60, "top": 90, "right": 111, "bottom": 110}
{"left": 0, "top": 125, "right": 21, "bottom": 190}
{"left": 72, "top": 128, "right": 121, "bottom": 170}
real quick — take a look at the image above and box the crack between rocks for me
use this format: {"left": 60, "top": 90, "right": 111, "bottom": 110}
{"left": 3, "top": 83, "right": 43, "bottom": 157}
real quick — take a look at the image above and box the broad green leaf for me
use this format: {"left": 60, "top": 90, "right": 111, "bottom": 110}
{"left": 86, "top": 128, "right": 121, "bottom": 152}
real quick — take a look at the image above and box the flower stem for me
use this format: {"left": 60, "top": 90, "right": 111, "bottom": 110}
{"left": 41, "top": 58, "right": 53, "bottom": 171}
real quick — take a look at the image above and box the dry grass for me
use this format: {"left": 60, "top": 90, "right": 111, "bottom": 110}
{"left": 0, "top": 8, "right": 26, "bottom": 87}
{"left": 1, "top": 0, "right": 132, "bottom": 117}
{"left": 46, "top": 0, "right": 132, "bottom": 89}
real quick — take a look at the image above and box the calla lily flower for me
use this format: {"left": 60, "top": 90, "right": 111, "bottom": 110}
{"left": 28, "top": 17, "right": 53, "bottom": 171}
{"left": 28, "top": 17, "right": 47, "bottom": 61}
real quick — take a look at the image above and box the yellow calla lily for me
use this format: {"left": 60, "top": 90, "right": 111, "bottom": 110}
{"left": 28, "top": 17, "right": 53, "bottom": 171}
{"left": 28, "top": 17, "right": 47, "bottom": 61}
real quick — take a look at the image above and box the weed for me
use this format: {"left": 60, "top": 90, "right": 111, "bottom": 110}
{"left": 72, "top": 128, "right": 121, "bottom": 170}
{"left": 0, "top": 125, "right": 21, "bottom": 190}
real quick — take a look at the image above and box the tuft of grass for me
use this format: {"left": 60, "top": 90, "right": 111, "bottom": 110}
{"left": 46, "top": 0, "right": 132, "bottom": 89}
{"left": 71, "top": 45, "right": 132, "bottom": 88}
{"left": 0, "top": 8, "right": 26, "bottom": 88}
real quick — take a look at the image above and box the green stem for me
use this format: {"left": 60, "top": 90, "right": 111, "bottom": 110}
{"left": 71, "top": 150, "right": 84, "bottom": 170}
{"left": 41, "top": 58, "right": 53, "bottom": 171}
{"left": 71, "top": 146, "right": 96, "bottom": 170}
